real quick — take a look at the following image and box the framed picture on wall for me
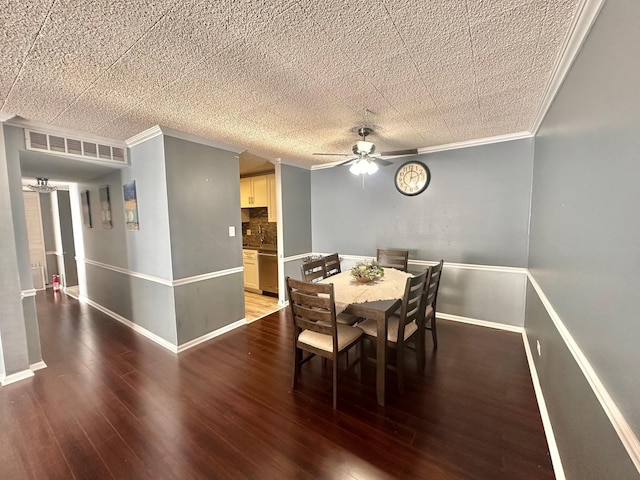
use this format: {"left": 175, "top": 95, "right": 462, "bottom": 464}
{"left": 81, "top": 190, "right": 92, "bottom": 228}
{"left": 99, "top": 185, "right": 112, "bottom": 229}
{"left": 123, "top": 180, "right": 139, "bottom": 231}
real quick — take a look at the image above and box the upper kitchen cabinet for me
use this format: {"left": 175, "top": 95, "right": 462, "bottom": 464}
{"left": 240, "top": 176, "right": 268, "bottom": 208}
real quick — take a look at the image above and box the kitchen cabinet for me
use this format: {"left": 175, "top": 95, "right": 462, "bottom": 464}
{"left": 267, "top": 173, "right": 277, "bottom": 222}
{"left": 240, "top": 176, "right": 268, "bottom": 207}
{"left": 242, "top": 249, "right": 260, "bottom": 291}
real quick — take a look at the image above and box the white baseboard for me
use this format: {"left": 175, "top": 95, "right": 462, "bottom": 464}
{"left": 522, "top": 331, "right": 566, "bottom": 479}
{"left": 1, "top": 369, "right": 35, "bottom": 386}
{"left": 30, "top": 361, "right": 47, "bottom": 372}
{"left": 176, "top": 319, "right": 246, "bottom": 353}
{"left": 79, "top": 295, "right": 247, "bottom": 355}
{"left": 438, "top": 312, "right": 524, "bottom": 333}
{"left": 80, "top": 295, "right": 179, "bottom": 353}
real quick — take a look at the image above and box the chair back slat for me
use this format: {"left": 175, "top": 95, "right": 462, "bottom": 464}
{"left": 286, "top": 278, "right": 337, "bottom": 336}
{"left": 399, "top": 269, "right": 429, "bottom": 328}
{"left": 376, "top": 248, "right": 409, "bottom": 272}
{"left": 323, "top": 253, "right": 341, "bottom": 277}
{"left": 300, "top": 258, "right": 326, "bottom": 283}
{"left": 423, "top": 260, "right": 444, "bottom": 310}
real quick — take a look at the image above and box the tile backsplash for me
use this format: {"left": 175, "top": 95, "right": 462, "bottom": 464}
{"left": 242, "top": 207, "right": 277, "bottom": 246}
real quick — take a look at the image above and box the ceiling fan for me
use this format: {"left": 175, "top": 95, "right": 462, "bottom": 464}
{"left": 313, "top": 126, "right": 418, "bottom": 175}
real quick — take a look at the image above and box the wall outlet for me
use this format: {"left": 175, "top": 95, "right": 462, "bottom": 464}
{"left": 228, "top": 226, "right": 235, "bottom": 237}
{"left": 247, "top": 229, "right": 251, "bottom": 235}
{"left": 536, "top": 340, "right": 541, "bottom": 357}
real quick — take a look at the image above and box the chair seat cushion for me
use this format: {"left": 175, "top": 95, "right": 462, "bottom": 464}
{"left": 336, "top": 312, "right": 359, "bottom": 325}
{"left": 358, "top": 316, "right": 418, "bottom": 343}
{"left": 299, "top": 324, "right": 363, "bottom": 352}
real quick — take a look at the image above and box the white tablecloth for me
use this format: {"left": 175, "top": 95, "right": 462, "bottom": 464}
{"left": 319, "top": 268, "right": 411, "bottom": 314}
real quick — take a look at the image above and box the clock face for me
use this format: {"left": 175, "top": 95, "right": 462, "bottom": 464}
{"left": 394, "top": 161, "right": 430, "bottom": 196}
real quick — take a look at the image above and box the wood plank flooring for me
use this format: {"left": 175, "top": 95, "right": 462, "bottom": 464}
{"left": 0, "top": 290, "right": 555, "bottom": 479}
{"left": 244, "top": 290, "right": 281, "bottom": 323}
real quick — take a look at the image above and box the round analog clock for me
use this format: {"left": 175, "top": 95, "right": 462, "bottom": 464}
{"left": 394, "top": 161, "right": 431, "bottom": 196}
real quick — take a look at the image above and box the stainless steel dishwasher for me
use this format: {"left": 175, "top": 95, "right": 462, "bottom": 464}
{"left": 258, "top": 251, "right": 278, "bottom": 294}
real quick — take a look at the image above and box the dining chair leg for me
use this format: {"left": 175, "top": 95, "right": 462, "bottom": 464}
{"left": 332, "top": 357, "right": 338, "bottom": 409}
{"left": 431, "top": 316, "right": 438, "bottom": 349}
{"left": 416, "top": 327, "right": 426, "bottom": 373}
{"left": 293, "top": 347, "right": 301, "bottom": 388}
{"left": 397, "top": 341, "right": 405, "bottom": 393}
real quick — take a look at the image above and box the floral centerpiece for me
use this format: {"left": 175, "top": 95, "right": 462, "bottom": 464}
{"left": 350, "top": 260, "right": 385, "bottom": 283}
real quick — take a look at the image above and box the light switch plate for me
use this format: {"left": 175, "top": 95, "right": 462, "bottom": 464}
{"left": 228, "top": 226, "right": 235, "bottom": 237}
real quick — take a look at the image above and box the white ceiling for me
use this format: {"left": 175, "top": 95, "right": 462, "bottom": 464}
{"left": 1, "top": 0, "right": 581, "bottom": 166}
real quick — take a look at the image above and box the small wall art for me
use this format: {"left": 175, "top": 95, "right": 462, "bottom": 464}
{"left": 123, "top": 180, "right": 139, "bottom": 231}
{"left": 81, "top": 190, "right": 92, "bottom": 228}
{"left": 99, "top": 185, "right": 112, "bottom": 229}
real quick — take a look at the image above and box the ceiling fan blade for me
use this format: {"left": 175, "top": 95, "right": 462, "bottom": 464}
{"left": 313, "top": 152, "right": 351, "bottom": 156}
{"left": 379, "top": 148, "right": 418, "bottom": 157}
{"left": 337, "top": 156, "right": 358, "bottom": 166}
{"left": 375, "top": 159, "right": 393, "bottom": 167}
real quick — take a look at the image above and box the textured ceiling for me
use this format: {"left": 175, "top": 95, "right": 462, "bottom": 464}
{"left": 1, "top": 0, "right": 581, "bottom": 166}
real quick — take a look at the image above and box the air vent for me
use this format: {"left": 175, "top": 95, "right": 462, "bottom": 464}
{"left": 66, "top": 138, "right": 82, "bottom": 156}
{"left": 29, "top": 132, "right": 48, "bottom": 150}
{"left": 49, "top": 135, "right": 66, "bottom": 153}
{"left": 83, "top": 141, "right": 97, "bottom": 157}
{"left": 98, "top": 144, "right": 111, "bottom": 160}
{"left": 112, "top": 147, "right": 125, "bottom": 162}
{"left": 25, "top": 130, "right": 127, "bottom": 163}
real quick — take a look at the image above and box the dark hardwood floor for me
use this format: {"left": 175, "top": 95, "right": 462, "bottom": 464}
{"left": 0, "top": 290, "right": 554, "bottom": 479}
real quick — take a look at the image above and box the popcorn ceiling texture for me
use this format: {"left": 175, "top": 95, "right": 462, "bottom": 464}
{"left": 1, "top": 0, "right": 580, "bottom": 165}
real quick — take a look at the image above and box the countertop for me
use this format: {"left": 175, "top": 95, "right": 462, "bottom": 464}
{"left": 243, "top": 244, "right": 277, "bottom": 253}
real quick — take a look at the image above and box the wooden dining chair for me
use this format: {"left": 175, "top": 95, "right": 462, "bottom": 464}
{"left": 301, "top": 257, "right": 357, "bottom": 326}
{"left": 323, "top": 253, "right": 341, "bottom": 277}
{"left": 300, "top": 258, "right": 326, "bottom": 283}
{"left": 376, "top": 248, "right": 409, "bottom": 272}
{"left": 422, "top": 260, "right": 444, "bottom": 349}
{"left": 357, "top": 268, "right": 429, "bottom": 391}
{"left": 286, "top": 277, "right": 363, "bottom": 409}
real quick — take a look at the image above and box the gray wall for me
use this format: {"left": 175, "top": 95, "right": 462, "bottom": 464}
{"left": 79, "top": 135, "right": 177, "bottom": 344}
{"left": 79, "top": 133, "right": 245, "bottom": 346}
{"left": 311, "top": 138, "right": 534, "bottom": 267}
{"left": 163, "top": 135, "right": 242, "bottom": 278}
{"left": 55, "top": 190, "right": 78, "bottom": 287}
{"left": 163, "top": 134, "right": 244, "bottom": 344}
{"left": 527, "top": 0, "right": 640, "bottom": 478}
{"left": 0, "top": 124, "right": 41, "bottom": 374}
{"left": 281, "top": 164, "right": 312, "bottom": 257}
{"left": 39, "top": 193, "right": 59, "bottom": 280}
{"left": 525, "top": 282, "right": 637, "bottom": 479}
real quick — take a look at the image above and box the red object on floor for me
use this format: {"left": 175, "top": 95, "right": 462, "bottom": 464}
{"left": 52, "top": 274, "right": 60, "bottom": 292}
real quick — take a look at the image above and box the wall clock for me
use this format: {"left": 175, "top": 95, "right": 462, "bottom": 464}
{"left": 394, "top": 161, "right": 431, "bottom": 196}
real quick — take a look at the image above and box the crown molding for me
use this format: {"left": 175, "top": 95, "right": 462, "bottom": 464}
{"left": 310, "top": 159, "right": 344, "bottom": 170}
{"left": 280, "top": 157, "right": 314, "bottom": 171}
{"left": 417, "top": 131, "right": 533, "bottom": 155}
{"left": 126, "top": 125, "right": 242, "bottom": 153}
{"left": 309, "top": 131, "right": 533, "bottom": 170}
{"left": 3, "top": 116, "right": 127, "bottom": 147}
{"left": 125, "top": 125, "right": 163, "bottom": 146}
{"left": 530, "top": 0, "right": 607, "bottom": 133}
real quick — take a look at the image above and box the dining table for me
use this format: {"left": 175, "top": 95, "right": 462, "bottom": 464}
{"left": 319, "top": 267, "right": 412, "bottom": 406}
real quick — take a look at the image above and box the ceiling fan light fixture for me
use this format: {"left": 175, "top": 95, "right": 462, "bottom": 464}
{"left": 27, "top": 178, "right": 57, "bottom": 193}
{"left": 349, "top": 158, "right": 378, "bottom": 176}
{"left": 354, "top": 140, "right": 375, "bottom": 155}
